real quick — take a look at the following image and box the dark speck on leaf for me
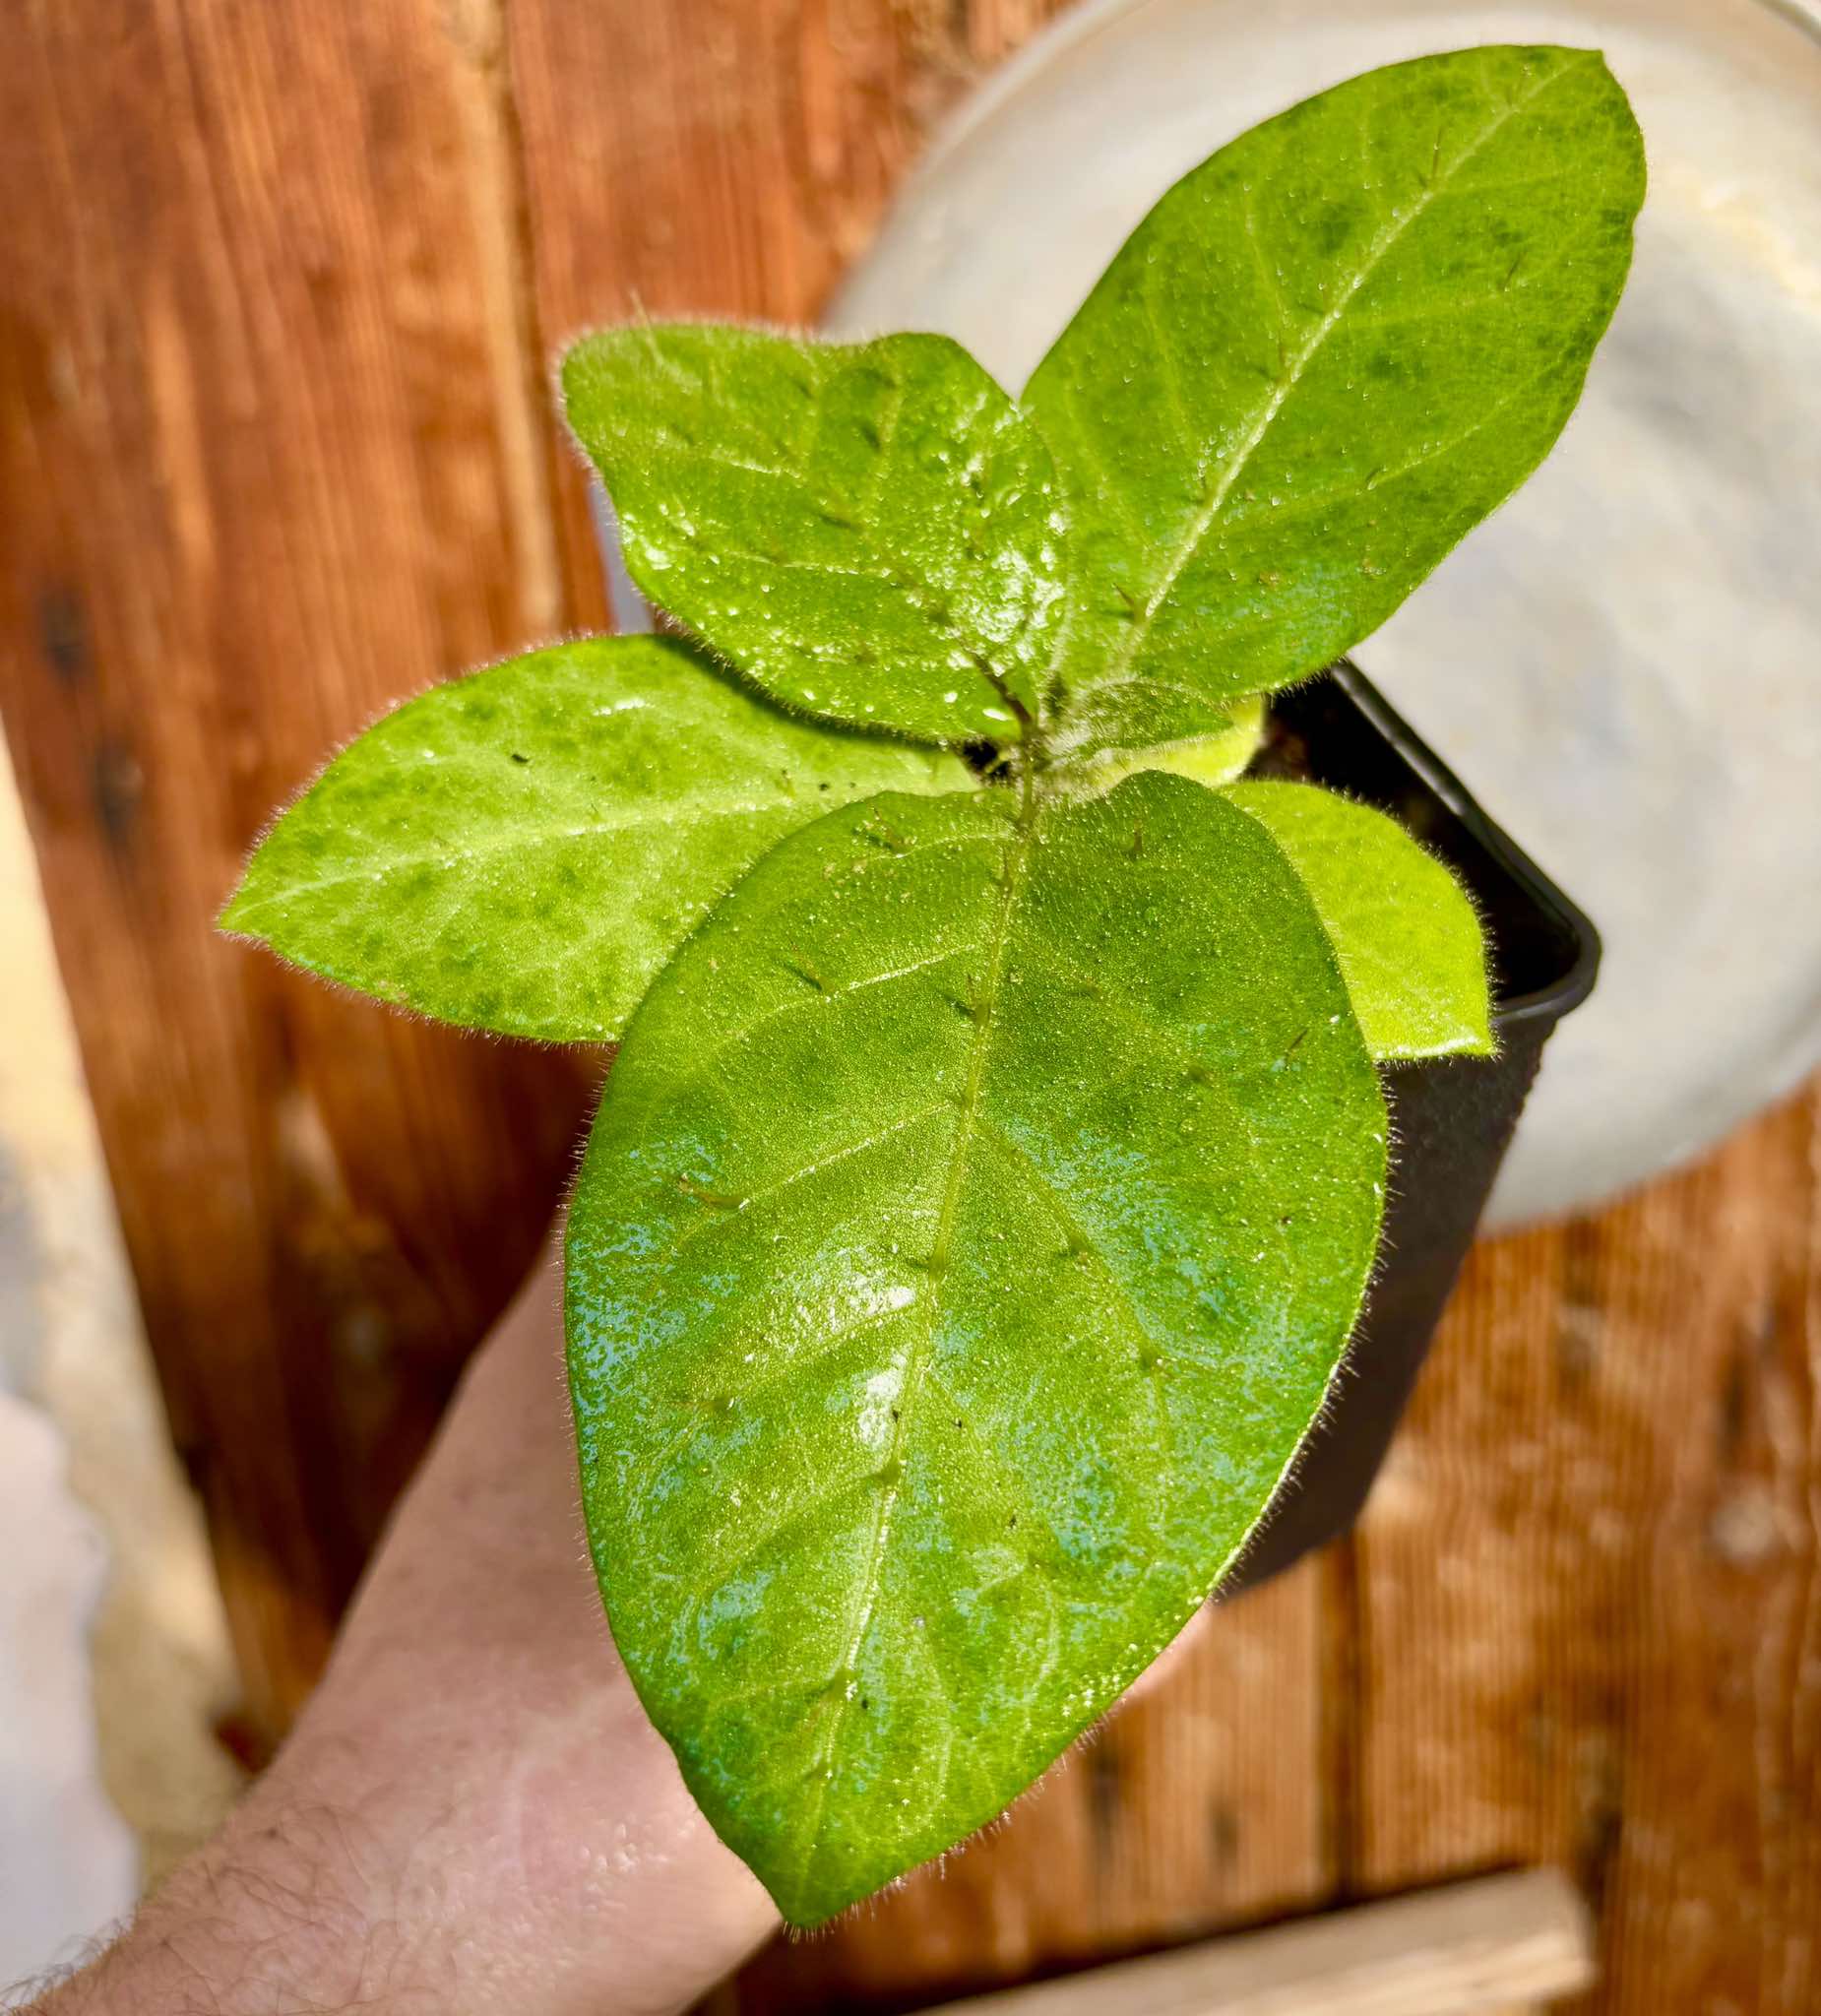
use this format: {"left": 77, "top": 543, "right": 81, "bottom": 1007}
{"left": 510, "top": 751, "right": 531, "bottom": 764}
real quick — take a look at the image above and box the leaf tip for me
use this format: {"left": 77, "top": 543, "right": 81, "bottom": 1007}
{"left": 215, "top": 877, "right": 261, "bottom": 941}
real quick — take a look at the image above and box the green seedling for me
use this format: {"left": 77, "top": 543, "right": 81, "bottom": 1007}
{"left": 224, "top": 46, "right": 1642, "bottom": 1926}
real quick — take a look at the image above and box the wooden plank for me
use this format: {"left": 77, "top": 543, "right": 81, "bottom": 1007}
{"left": 0, "top": 0, "right": 593, "bottom": 1737}
{"left": 909, "top": 1867, "right": 1594, "bottom": 2016}
{"left": 1350, "top": 1085, "right": 1821, "bottom": 2013}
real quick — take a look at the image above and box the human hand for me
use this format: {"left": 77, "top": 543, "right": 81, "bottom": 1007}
{"left": 35, "top": 1238, "right": 1211, "bottom": 2016}
{"left": 34, "top": 1246, "right": 776, "bottom": 2016}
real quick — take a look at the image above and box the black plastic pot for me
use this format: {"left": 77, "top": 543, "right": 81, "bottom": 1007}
{"left": 1220, "top": 661, "right": 1600, "bottom": 1598}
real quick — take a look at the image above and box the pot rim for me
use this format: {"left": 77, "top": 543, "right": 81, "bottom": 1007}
{"left": 1325, "top": 660, "right": 1601, "bottom": 1033}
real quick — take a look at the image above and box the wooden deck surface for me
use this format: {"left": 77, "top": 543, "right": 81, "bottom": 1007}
{"left": 2, "top": 5, "right": 1815, "bottom": 2008}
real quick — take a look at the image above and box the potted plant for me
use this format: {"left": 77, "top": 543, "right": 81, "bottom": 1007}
{"left": 222, "top": 45, "right": 1642, "bottom": 1926}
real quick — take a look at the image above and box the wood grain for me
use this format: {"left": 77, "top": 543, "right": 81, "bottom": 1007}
{"left": 3, "top": 4, "right": 1818, "bottom": 2010}
{"left": 1353, "top": 1091, "right": 1821, "bottom": 2014}
{"left": 0, "top": 0, "right": 595, "bottom": 1735}
{"left": 909, "top": 1867, "right": 1595, "bottom": 2016}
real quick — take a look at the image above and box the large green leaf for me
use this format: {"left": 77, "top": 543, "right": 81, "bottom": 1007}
{"left": 1225, "top": 781, "right": 1492, "bottom": 1058}
{"left": 562, "top": 326, "right": 1065, "bottom": 746}
{"left": 221, "top": 637, "right": 970, "bottom": 1040}
{"left": 1023, "top": 45, "right": 1644, "bottom": 732}
{"left": 566, "top": 771, "right": 1385, "bottom": 1924}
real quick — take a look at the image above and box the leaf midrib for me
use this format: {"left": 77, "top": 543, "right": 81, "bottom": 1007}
{"left": 617, "top": 338, "right": 1030, "bottom": 718}
{"left": 790, "top": 796, "right": 1038, "bottom": 1894}
{"left": 224, "top": 791, "right": 827, "bottom": 917}
{"left": 1095, "top": 56, "right": 1585, "bottom": 689}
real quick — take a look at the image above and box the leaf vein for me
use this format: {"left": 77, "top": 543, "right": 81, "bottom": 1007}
{"left": 969, "top": 1114, "right": 1177, "bottom": 1546}
{"left": 635, "top": 932, "right": 978, "bottom": 1116}
{"left": 666, "top": 1102, "right": 949, "bottom": 1261}
{"left": 791, "top": 810, "right": 1036, "bottom": 1889}
{"left": 227, "top": 797, "right": 808, "bottom": 914}
{"left": 631, "top": 1298, "right": 921, "bottom": 1520}
{"left": 1099, "top": 59, "right": 1581, "bottom": 683}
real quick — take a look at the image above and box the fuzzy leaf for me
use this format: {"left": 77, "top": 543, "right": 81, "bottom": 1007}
{"left": 562, "top": 325, "right": 1065, "bottom": 745}
{"left": 1042, "top": 672, "right": 1249, "bottom": 763}
{"left": 566, "top": 771, "right": 1385, "bottom": 1924}
{"left": 1049, "top": 695, "right": 1266, "bottom": 796}
{"left": 1226, "top": 782, "right": 1492, "bottom": 1058}
{"left": 1024, "top": 45, "right": 1644, "bottom": 728}
{"left": 221, "top": 638, "right": 971, "bottom": 1040}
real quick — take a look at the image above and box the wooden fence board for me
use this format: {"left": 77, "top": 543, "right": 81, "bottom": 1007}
{"left": 1352, "top": 1094, "right": 1821, "bottom": 2014}
{"left": 0, "top": 0, "right": 594, "bottom": 1737}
